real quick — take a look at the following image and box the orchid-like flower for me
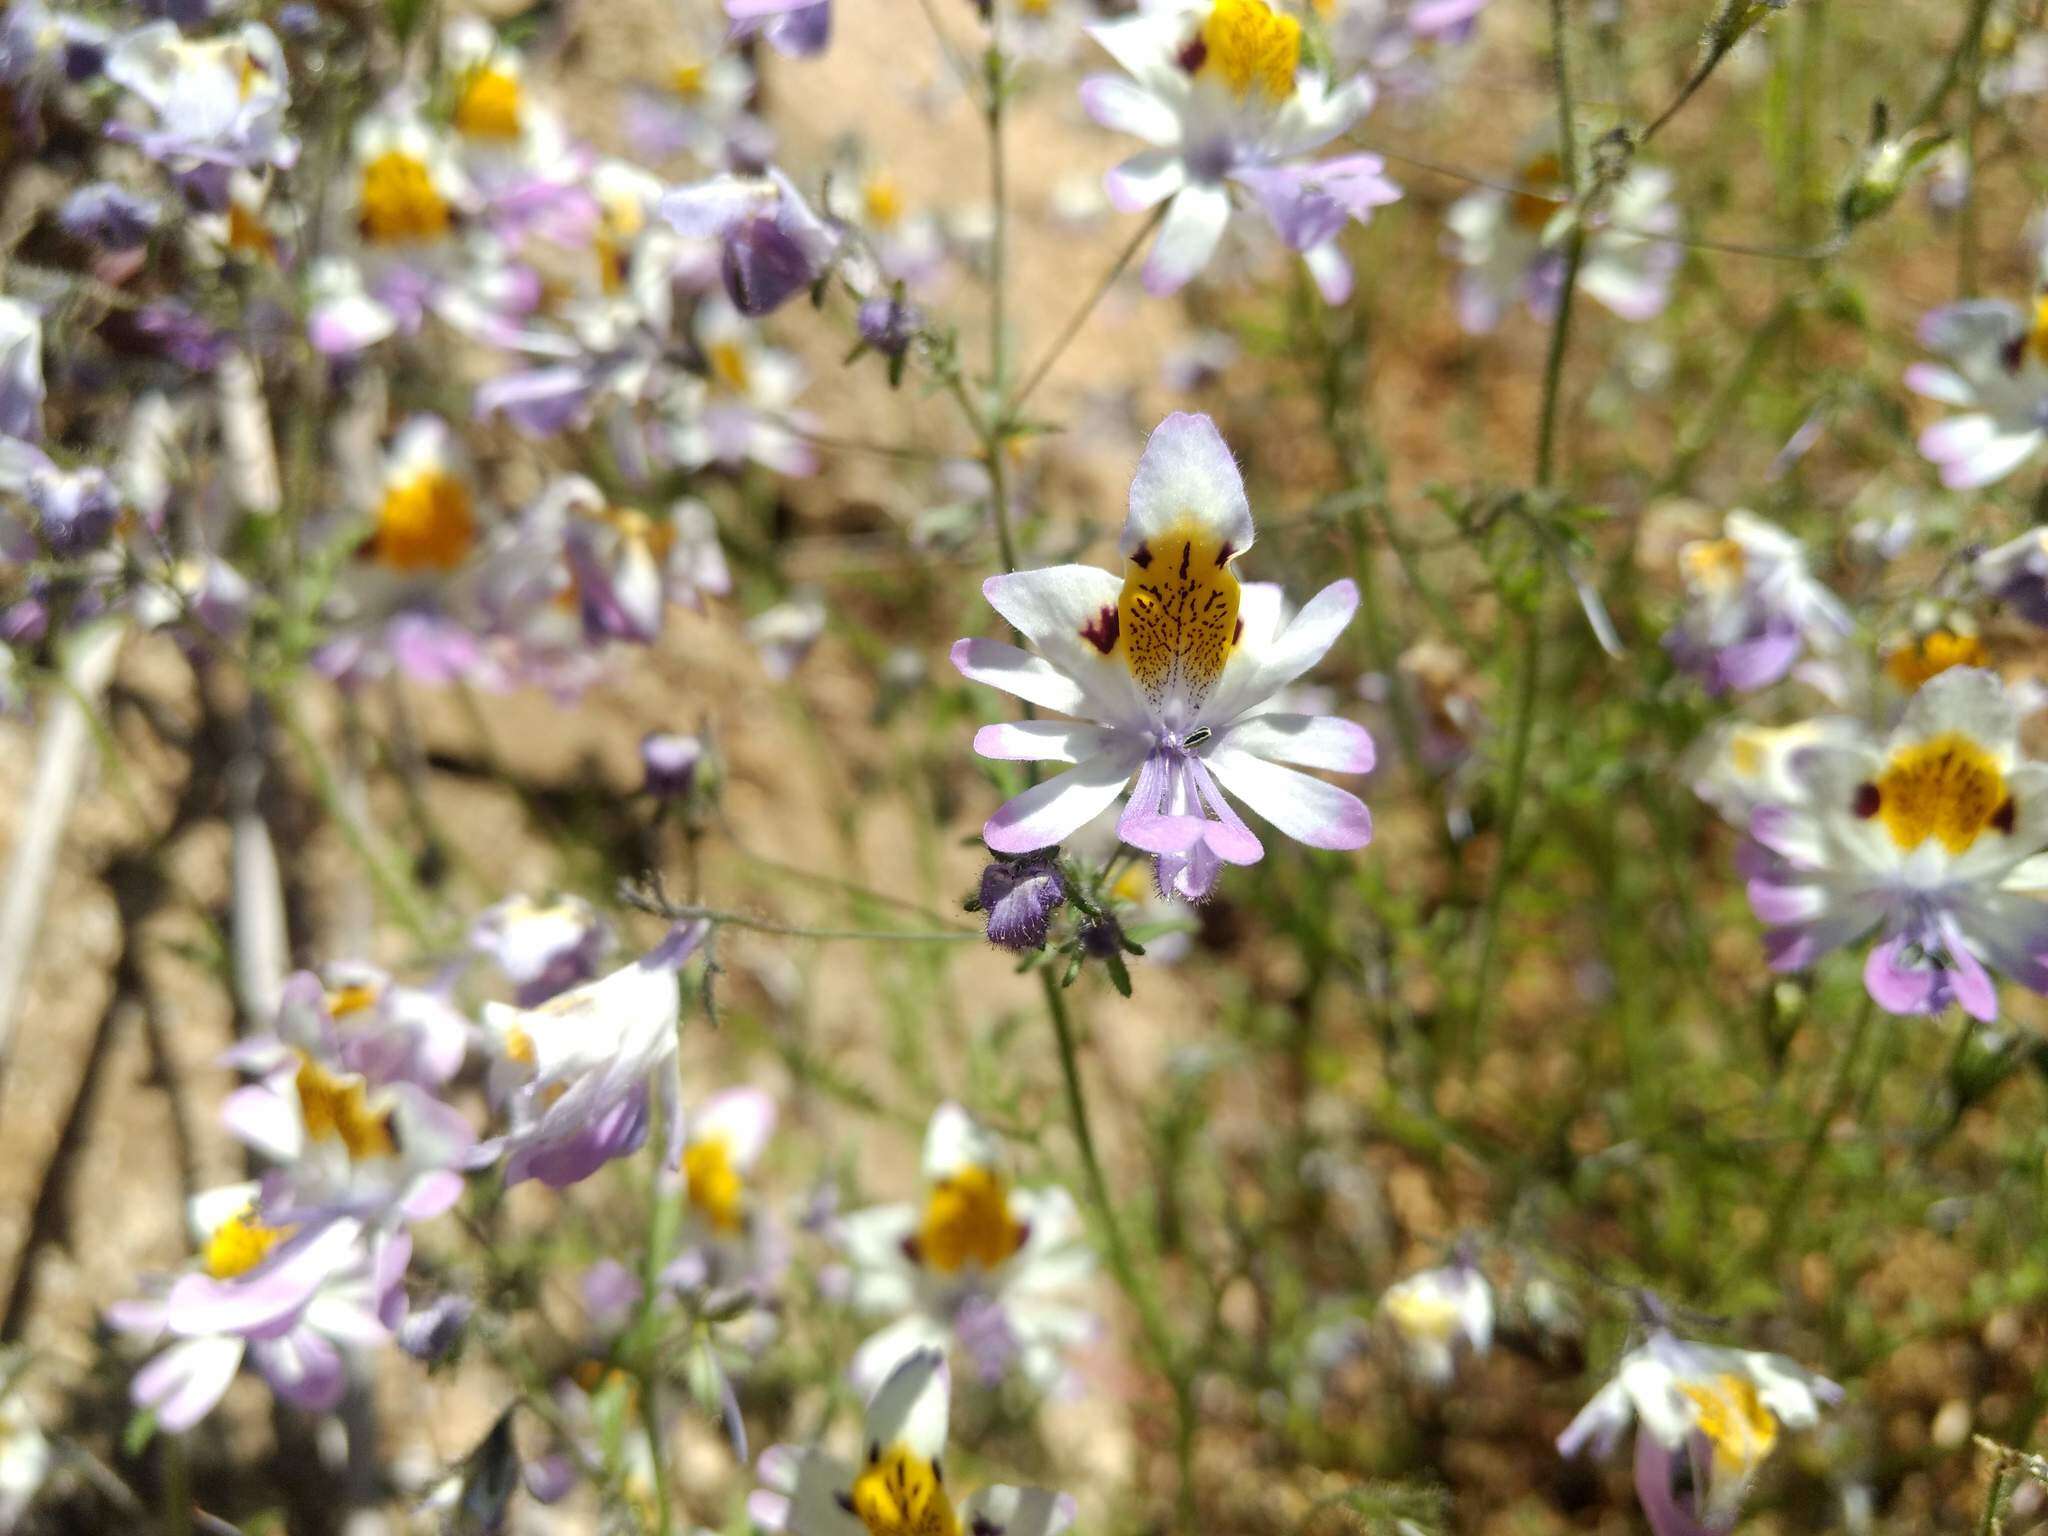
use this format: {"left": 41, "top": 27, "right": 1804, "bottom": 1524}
{"left": 1082, "top": 0, "right": 1387, "bottom": 296}
{"left": 725, "top": 0, "right": 831, "bottom": 59}
{"left": 481, "top": 922, "right": 706, "bottom": 1188}
{"left": 1379, "top": 1255, "right": 1492, "bottom": 1385}
{"left": 677, "top": 1087, "right": 778, "bottom": 1265}
{"left": 1907, "top": 297, "right": 2048, "bottom": 489}
{"left": 954, "top": 412, "right": 1373, "bottom": 902}
{"left": 470, "top": 894, "right": 613, "bottom": 1005}
{"left": 1663, "top": 511, "right": 1850, "bottom": 696}
{"left": 664, "top": 297, "right": 818, "bottom": 476}
{"left": 1733, "top": 667, "right": 2048, "bottom": 1020}
{"left": 625, "top": 22, "right": 762, "bottom": 165}
{"left": 1558, "top": 1328, "right": 1838, "bottom": 1536}
{"left": 220, "top": 971, "right": 474, "bottom": 1226}
{"left": 107, "top": 1184, "right": 408, "bottom": 1431}
{"left": 835, "top": 1103, "right": 1094, "bottom": 1393}
{"left": 104, "top": 21, "right": 295, "bottom": 186}
{"left": 1445, "top": 153, "right": 1678, "bottom": 333}
{"left": 752, "top": 1349, "right": 1074, "bottom": 1536}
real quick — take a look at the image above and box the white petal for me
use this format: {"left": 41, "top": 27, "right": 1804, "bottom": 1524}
{"left": 973, "top": 721, "right": 1119, "bottom": 764}
{"left": 922, "top": 1101, "right": 1000, "bottom": 1180}
{"left": 694, "top": 1086, "right": 777, "bottom": 1169}
{"left": 1211, "top": 578, "right": 1358, "bottom": 719}
{"left": 960, "top": 1487, "right": 1076, "bottom": 1536}
{"left": 980, "top": 566, "right": 1145, "bottom": 719}
{"left": 1204, "top": 746, "right": 1372, "bottom": 850}
{"left": 1122, "top": 411, "right": 1253, "bottom": 562}
{"left": 983, "top": 748, "right": 1142, "bottom": 855}
{"left": 1105, "top": 149, "right": 1187, "bottom": 214}
{"left": 952, "top": 637, "right": 1091, "bottom": 716}
{"left": 1080, "top": 75, "right": 1180, "bottom": 146}
{"left": 862, "top": 1346, "right": 950, "bottom": 1459}
{"left": 1221, "top": 713, "right": 1374, "bottom": 774}
{"left": 1143, "top": 184, "right": 1232, "bottom": 296}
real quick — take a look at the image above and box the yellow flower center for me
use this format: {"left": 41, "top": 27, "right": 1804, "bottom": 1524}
{"left": 295, "top": 1055, "right": 397, "bottom": 1161}
{"left": 1865, "top": 731, "right": 2012, "bottom": 855}
{"left": 709, "top": 340, "right": 751, "bottom": 393}
{"left": 2026, "top": 295, "right": 2048, "bottom": 369}
{"left": 671, "top": 60, "right": 707, "bottom": 98}
{"left": 1102, "top": 518, "right": 1243, "bottom": 716}
{"left": 1017, "top": 0, "right": 1052, "bottom": 14}
{"left": 1681, "top": 535, "right": 1747, "bottom": 594}
{"left": 1678, "top": 1374, "right": 1779, "bottom": 1495}
{"left": 1382, "top": 1288, "right": 1462, "bottom": 1343}
{"left": 358, "top": 150, "right": 452, "bottom": 246}
{"left": 203, "top": 1206, "right": 292, "bottom": 1280}
{"left": 915, "top": 1165, "right": 1026, "bottom": 1274}
{"left": 862, "top": 175, "right": 905, "bottom": 230}
{"left": 1509, "top": 151, "right": 1568, "bottom": 233}
{"left": 848, "top": 1447, "right": 961, "bottom": 1536}
{"left": 502, "top": 1026, "right": 537, "bottom": 1066}
{"left": 1198, "top": 0, "right": 1301, "bottom": 100}
{"left": 1883, "top": 631, "right": 1988, "bottom": 693}
{"left": 454, "top": 65, "right": 524, "bottom": 141}
{"left": 683, "top": 1135, "right": 746, "bottom": 1233}
{"left": 326, "top": 983, "right": 379, "bottom": 1018}
{"left": 369, "top": 469, "right": 476, "bottom": 573}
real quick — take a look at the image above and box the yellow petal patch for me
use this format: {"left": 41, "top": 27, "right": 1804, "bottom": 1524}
{"left": 204, "top": 1206, "right": 292, "bottom": 1280}
{"left": 1508, "top": 151, "right": 1569, "bottom": 233}
{"left": 709, "top": 340, "right": 751, "bottom": 394}
{"left": 914, "top": 1165, "right": 1026, "bottom": 1275}
{"left": 327, "top": 982, "right": 380, "bottom": 1018}
{"left": 453, "top": 66, "right": 525, "bottom": 141}
{"left": 848, "top": 1447, "right": 961, "bottom": 1536}
{"left": 1883, "top": 630, "right": 1987, "bottom": 693}
{"left": 358, "top": 150, "right": 452, "bottom": 246}
{"left": 1198, "top": 0, "right": 1300, "bottom": 100}
{"left": 1678, "top": 1373, "right": 1778, "bottom": 1500}
{"left": 1113, "top": 519, "right": 1243, "bottom": 716}
{"left": 1680, "top": 533, "right": 1747, "bottom": 595}
{"left": 862, "top": 175, "right": 905, "bottom": 231}
{"left": 1382, "top": 1288, "right": 1462, "bottom": 1344}
{"left": 295, "top": 1054, "right": 397, "bottom": 1161}
{"left": 369, "top": 469, "right": 477, "bottom": 573}
{"left": 1865, "top": 731, "right": 2012, "bottom": 855}
{"left": 671, "top": 60, "right": 707, "bottom": 99}
{"left": 2028, "top": 295, "right": 2048, "bottom": 369}
{"left": 684, "top": 1134, "right": 747, "bottom": 1233}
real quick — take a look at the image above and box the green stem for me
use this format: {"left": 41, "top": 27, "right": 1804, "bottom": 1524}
{"left": 163, "top": 1435, "right": 191, "bottom": 1536}
{"left": 1010, "top": 205, "right": 1167, "bottom": 417}
{"left": 637, "top": 1111, "right": 678, "bottom": 1536}
{"left": 1909, "top": 0, "right": 1997, "bottom": 131}
{"left": 620, "top": 889, "right": 977, "bottom": 943}
{"left": 1978, "top": 1465, "right": 2009, "bottom": 1536}
{"left": 1761, "top": 993, "right": 1878, "bottom": 1263}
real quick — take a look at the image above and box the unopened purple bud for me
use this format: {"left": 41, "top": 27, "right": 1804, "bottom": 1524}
{"left": 58, "top": 183, "right": 160, "bottom": 251}
{"left": 642, "top": 731, "right": 704, "bottom": 799}
{"left": 1077, "top": 914, "right": 1123, "bottom": 960}
{"left": 30, "top": 465, "right": 120, "bottom": 556}
{"left": 398, "top": 1293, "right": 473, "bottom": 1361}
{"left": 857, "top": 294, "right": 921, "bottom": 359}
{"left": 722, "top": 215, "right": 817, "bottom": 317}
{"left": 133, "top": 302, "right": 228, "bottom": 371}
{"left": 276, "top": 1, "right": 321, "bottom": 35}
{"left": 978, "top": 853, "right": 1065, "bottom": 952}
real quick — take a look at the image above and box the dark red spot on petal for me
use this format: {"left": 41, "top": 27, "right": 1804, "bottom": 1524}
{"left": 1215, "top": 541, "right": 1234, "bottom": 567}
{"left": 1995, "top": 797, "right": 2017, "bottom": 833}
{"left": 1178, "top": 541, "right": 1192, "bottom": 579}
{"left": 1080, "top": 604, "right": 1120, "bottom": 654}
{"left": 1176, "top": 36, "right": 1206, "bottom": 72}
{"left": 900, "top": 1233, "right": 924, "bottom": 1264}
{"left": 1232, "top": 618, "right": 1243, "bottom": 644}
{"left": 1131, "top": 542, "right": 1152, "bottom": 569}
{"left": 1853, "top": 782, "right": 1881, "bottom": 819}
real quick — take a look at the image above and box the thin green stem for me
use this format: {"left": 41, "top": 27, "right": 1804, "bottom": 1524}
{"left": 163, "top": 1435, "right": 191, "bottom": 1536}
{"left": 1010, "top": 204, "right": 1167, "bottom": 418}
{"left": 1977, "top": 1464, "right": 2009, "bottom": 1536}
{"left": 1909, "top": 0, "right": 1997, "bottom": 131}
{"left": 621, "top": 886, "right": 977, "bottom": 943}
{"left": 1761, "top": 993, "right": 1878, "bottom": 1263}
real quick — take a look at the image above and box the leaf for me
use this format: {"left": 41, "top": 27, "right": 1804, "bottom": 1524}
{"left": 1103, "top": 951, "right": 1133, "bottom": 999}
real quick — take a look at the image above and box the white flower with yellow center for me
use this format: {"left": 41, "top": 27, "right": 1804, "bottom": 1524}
{"left": 352, "top": 414, "right": 481, "bottom": 578}
{"left": 664, "top": 298, "right": 818, "bottom": 477}
{"left": 835, "top": 1104, "right": 1094, "bottom": 1394}
{"left": 680, "top": 1087, "right": 777, "bottom": 1245}
{"left": 954, "top": 412, "right": 1373, "bottom": 902}
{"left": 754, "top": 1349, "right": 1074, "bottom": 1536}
{"left": 1558, "top": 1329, "right": 1838, "bottom": 1534}
{"left": 104, "top": 20, "right": 295, "bottom": 175}
{"left": 1082, "top": 0, "right": 1379, "bottom": 294}
{"left": 1445, "top": 152, "right": 1679, "bottom": 334}
{"left": 348, "top": 107, "right": 472, "bottom": 255}
{"left": 1379, "top": 1257, "right": 1491, "bottom": 1385}
{"left": 1664, "top": 510, "right": 1850, "bottom": 696}
{"left": 1739, "top": 667, "right": 2048, "bottom": 1020}
{"left": 1907, "top": 296, "right": 2048, "bottom": 488}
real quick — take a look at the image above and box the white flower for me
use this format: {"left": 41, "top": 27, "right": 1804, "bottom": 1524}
{"left": 104, "top": 21, "right": 295, "bottom": 175}
{"left": 1736, "top": 668, "right": 2048, "bottom": 1021}
{"left": 1664, "top": 510, "right": 1850, "bottom": 695}
{"left": 1908, "top": 297, "right": 2048, "bottom": 489}
{"left": 835, "top": 1104, "right": 1095, "bottom": 1394}
{"left": 953, "top": 412, "right": 1374, "bottom": 902}
{"left": 664, "top": 298, "right": 818, "bottom": 477}
{"left": 481, "top": 922, "right": 705, "bottom": 1188}
{"left": 1082, "top": 0, "right": 1381, "bottom": 294}
{"left": 1379, "top": 1259, "right": 1492, "bottom": 1384}
{"left": 1446, "top": 155, "right": 1679, "bottom": 333}
{"left": 1558, "top": 1328, "right": 1838, "bottom": 1528}
{"left": 754, "top": 1349, "right": 1074, "bottom": 1536}
{"left": 0, "top": 296, "right": 44, "bottom": 443}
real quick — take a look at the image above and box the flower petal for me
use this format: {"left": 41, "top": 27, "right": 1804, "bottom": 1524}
{"left": 1222, "top": 713, "right": 1374, "bottom": 773}
{"left": 1123, "top": 411, "right": 1253, "bottom": 563}
{"left": 952, "top": 637, "right": 1091, "bottom": 716}
{"left": 863, "top": 1346, "right": 950, "bottom": 1459}
{"left": 1105, "top": 149, "right": 1187, "bottom": 214}
{"left": 984, "top": 748, "right": 1141, "bottom": 854}
{"left": 960, "top": 1487, "right": 1077, "bottom": 1536}
{"left": 1143, "top": 184, "right": 1232, "bottom": 296}
{"left": 1080, "top": 76, "right": 1179, "bottom": 146}
{"left": 1204, "top": 746, "right": 1372, "bottom": 850}
{"left": 974, "top": 721, "right": 1118, "bottom": 763}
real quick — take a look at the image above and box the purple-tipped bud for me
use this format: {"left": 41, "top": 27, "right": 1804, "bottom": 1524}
{"left": 642, "top": 731, "right": 704, "bottom": 799}
{"left": 398, "top": 1293, "right": 473, "bottom": 1361}
{"left": 58, "top": 183, "right": 160, "bottom": 251}
{"left": 978, "top": 854, "right": 1065, "bottom": 952}
{"left": 1077, "top": 914, "right": 1124, "bottom": 960}
{"left": 30, "top": 465, "right": 121, "bottom": 556}
{"left": 857, "top": 294, "right": 922, "bottom": 359}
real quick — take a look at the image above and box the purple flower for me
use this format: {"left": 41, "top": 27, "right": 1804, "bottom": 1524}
{"left": 660, "top": 171, "right": 842, "bottom": 317}
{"left": 104, "top": 22, "right": 297, "bottom": 177}
{"left": 978, "top": 855, "right": 1066, "bottom": 952}
{"left": 27, "top": 461, "right": 121, "bottom": 556}
{"left": 725, "top": 0, "right": 831, "bottom": 58}
{"left": 470, "top": 895, "right": 612, "bottom": 1006}
{"left": 398, "top": 1292, "right": 473, "bottom": 1361}
{"left": 857, "top": 292, "right": 922, "bottom": 359}
{"left": 643, "top": 731, "right": 705, "bottom": 799}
